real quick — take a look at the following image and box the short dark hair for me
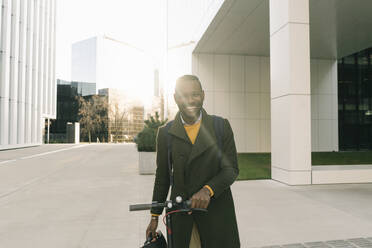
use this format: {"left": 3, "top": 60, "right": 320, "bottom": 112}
{"left": 175, "top": 75, "right": 202, "bottom": 93}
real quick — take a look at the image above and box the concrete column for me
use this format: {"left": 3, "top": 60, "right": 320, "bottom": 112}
{"left": 9, "top": 0, "right": 20, "bottom": 145}
{"left": 43, "top": 0, "right": 49, "bottom": 117}
{"left": 0, "top": 0, "right": 2, "bottom": 31}
{"left": 31, "top": 0, "right": 39, "bottom": 143}
{"left": 17, "top": 0, "right": 27, "bottom": 144}
{"left": 0, "top": 0, "right": 12, "bottom": 145}
{"left": 36, "top": 0, "right": 44, "bottom": 143}
{"left": 52, "top": 0, "right": 56, "bottom": 118}
{"left": 41, "top": 0, "right": 47, "bottom": 116}
{"left": 25, "top": 0, "right": 34, "bottom": 143}
{"left": 269, "top": 0, "right": 312, "bottom": 185}
{"left": 48, "top": 0, "right": 53, "bottom": 116}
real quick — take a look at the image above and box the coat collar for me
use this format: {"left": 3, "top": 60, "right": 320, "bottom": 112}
{"left": 168, "top": 108, "right": 217, "bottom": 164}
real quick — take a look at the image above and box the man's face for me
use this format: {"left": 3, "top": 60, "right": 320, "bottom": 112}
{"left": 174, "top": 80, "right": 204, "bottom": 122}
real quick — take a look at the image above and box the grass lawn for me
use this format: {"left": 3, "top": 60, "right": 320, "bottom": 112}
{"left": 237, "top": 151, "right": 372, "bottom": 180}
{"left": 312, "top": 151, "right": 372, "bottom": 165}
{"left": 237, "top": 153, "right": 271, "bottom": 180}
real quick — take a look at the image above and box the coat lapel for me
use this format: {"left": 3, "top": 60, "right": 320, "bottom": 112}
{"left": 186, "top": 109, "right": 217, "bottom": 165}
{"left": 168, "top": 112, "right": 191, "bottom": 144}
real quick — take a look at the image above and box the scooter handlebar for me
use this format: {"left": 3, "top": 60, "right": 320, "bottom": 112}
{"left": 129, "top": 202, "right": 165, "bottom": 211}
{"left": 129, "top": 198, "right": 208, "bottom": 212}
{"left": 129, "top": 203, "right": 153, "bottom": 211}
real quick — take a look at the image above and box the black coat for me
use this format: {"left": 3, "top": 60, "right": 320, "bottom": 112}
{"left": 151, "top": 108, "right": 240, "bottom": 248}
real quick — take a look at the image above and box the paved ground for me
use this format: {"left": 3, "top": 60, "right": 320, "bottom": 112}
{"left": 0, "top": 144, "right": 372, "bottom": 248}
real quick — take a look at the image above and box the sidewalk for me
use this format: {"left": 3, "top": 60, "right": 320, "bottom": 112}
{"left": 232, "top": 180, "right": 372, "bottom": 247}
{"left": 0, "top": 144, "right": 371, "bottom": 247}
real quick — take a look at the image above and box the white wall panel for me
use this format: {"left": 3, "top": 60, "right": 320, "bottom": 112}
{"left": 193, "top": 55, "right": 338, "bottom": 153}
{"left": 47, "top": 0, "right": 53, "bottom": 116}
{"left": 42, "top": 0, "right": 48, "bottom": 115}
{"left": 245, "top": 56, "right": 260, "bottom": 93}
{"left": 260, "top": 57, "right": 270, "bottom": 93}
{"left": 318, "top": 60, "right": 333, "bottom": 94}
{"left": 192, "top": 53, "right": 199, "bottom": 76}
{"left": 198, "top": 53, "right": 214, "bottom": 91}
{"left": 52, "top": 0, "right": 57, "bottom": 118}
{"left": 246, "top": 93, "right": 260, "bottom": 120}
{"left": 0, "top": 0, "right": 56, "bottom": 150}
{"left": 259, "top": 119, "right": 271, "bottom": 152}
{"left": 24, "top": 0, "right": 34, "bottom": 144}
{"left": 214, "top": 92, "right": 230, "bottom": 118}
{"left": 318, "top": 119, "right": 333, "bottom": 151}
{"left": 193, "top": 53, "right": 271, "bottom": 152}
{"left": 230, "top": 55, "right": 244, "bottom": 92}
{"left": 310, "top": 60, "right": 318, "bottom": 94}
{"left": 230, "top": 118, "right": 246, "bottom": 152}
{"left": 0, "top": 0, "right": 3, "bottom": 29}
{"left": 310, "top": 59, "right": 338, "bottom": 152}
{"left": 203, "top": 91, "right": 214, "bottom": 114}
{"left": 311, "top": 94, "right": 318, "bottom": 119}
{"left": 0, "top": 0, "right": 12, "bottom": 145}
{"left": 17, "top": 0, "right": 27, "bottom": 144}
{"left": 31, "top": 0, "right": 39, "bottom": 143}
{"left": 311, "top": 119, "right": 318, "bottom": 151}
{"left": 9, "top": 0, "right": 20, "bottom": 144}
{"left": 37, "top": 0, "right": 45, "bottom": 143}
{"left": 230, "top": 92, "right": 245, "bottom": 118}
{"left": 260, "top": 93, "right": 270, "bottom": 119}
{"left": 246, "top": 120, "right": 260, "bottom": 152}
{"left": 214, "top": 54, "right": 229, "bottom": 91}
{"left": 318, "top": 95, "right": 333, "bottom": 119}
{"left": 332, "top": 119, "right": 339, "bottom": 151}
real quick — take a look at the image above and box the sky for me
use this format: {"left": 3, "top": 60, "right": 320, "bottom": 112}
{"left": 56, "top": 0, "right": 166, "bottom": 82}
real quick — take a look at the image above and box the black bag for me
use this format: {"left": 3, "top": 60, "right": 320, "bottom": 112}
{"left": 141, "top": 231, "right": 167, "bottom": 248}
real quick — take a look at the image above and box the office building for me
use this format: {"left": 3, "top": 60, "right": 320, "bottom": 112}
{"left": 71, "top": 81, "right": 96, "bottom": 97}
{"left": 98, "top": 88, "right": 144, "bottom": 142}
{"left": 71, "top": 35, "right": 154, "bottom": 98}
{"left": 0, "top": 0, "right": 56, "bottom": 150}
{"left": 49, "top": 79, "right": 96, "bottom": 141}
{"left": 167, "top": 0, "right": 372, "bottom": 185}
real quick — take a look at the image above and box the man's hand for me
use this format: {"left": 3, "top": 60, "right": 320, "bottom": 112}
{"left": 146, "top": 218, "right": 158, "bottom": 241}
{"left": 190, "top": 187, "right": 211, "bottom": 209}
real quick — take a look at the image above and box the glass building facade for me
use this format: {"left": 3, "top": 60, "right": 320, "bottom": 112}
{"left": 71, "top": 81, "right": 96, "bottom": 96}
{"left": 49, "top": 80, "right": 96, "bottom": 141}
{"left": 338, "top": 48, "right": 372, "bottom": 150}
{"left": 50, "top": 82, "right": 80, "bottom": 136}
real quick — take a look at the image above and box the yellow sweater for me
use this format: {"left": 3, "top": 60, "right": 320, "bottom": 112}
{"left": 184, "top": 121, "right": 201, "bottom": 145}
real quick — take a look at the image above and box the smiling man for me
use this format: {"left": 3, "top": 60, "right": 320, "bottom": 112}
{"left": 146, "top": 75, "right": 240, "bottom": 248}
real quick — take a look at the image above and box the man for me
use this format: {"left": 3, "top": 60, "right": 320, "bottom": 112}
{"left": 146, "top": 75, "right": 240, "bottom": 248}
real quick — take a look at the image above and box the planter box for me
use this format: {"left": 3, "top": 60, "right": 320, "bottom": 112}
{"left": 139, "top": 151, "right": 156, "bottom": 175}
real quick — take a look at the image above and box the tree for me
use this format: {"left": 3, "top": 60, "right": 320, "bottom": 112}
{"left": 77, "top": 95, "right": 108, "bottom": 143}
{"left": 135, "top": 112, "right": 167, "bottom": 151}
{"left": 108, "top": 101, "right": 127, "bottom": 142}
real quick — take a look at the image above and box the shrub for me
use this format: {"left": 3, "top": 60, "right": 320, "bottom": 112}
{"left": 135, "top": 112, "right": 167, "bottom": 152}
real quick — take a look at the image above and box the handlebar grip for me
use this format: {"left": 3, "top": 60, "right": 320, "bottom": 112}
{"left": 191, "top": 208, "right": 208, "bottom": 212}
{"left": 129, "top": 204, "right": 153, "bottom": 211}
{"left": 185, "top": 200, "right": 208, "bottom": 212}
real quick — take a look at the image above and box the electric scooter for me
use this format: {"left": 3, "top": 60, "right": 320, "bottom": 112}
{"left": 130, "top": 196, "right": 207, "bottom": 248}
